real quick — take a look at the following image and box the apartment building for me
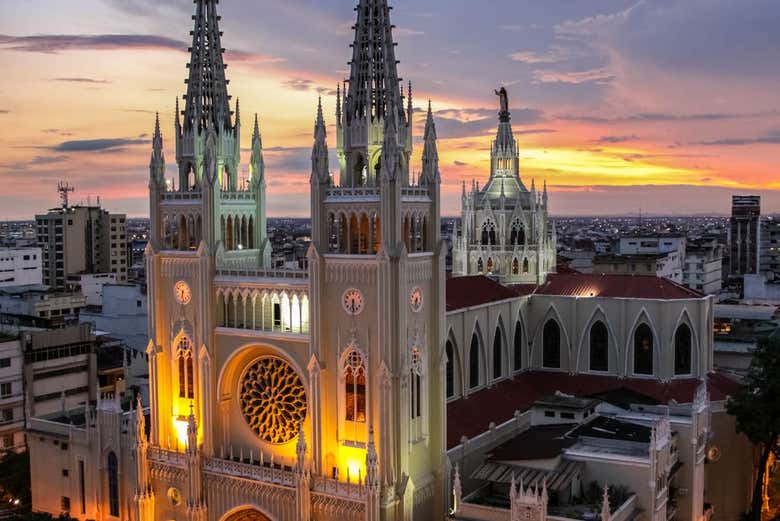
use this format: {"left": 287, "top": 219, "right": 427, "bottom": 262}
{"left": 35, "top": 206, "right": 127, "bottom": 289}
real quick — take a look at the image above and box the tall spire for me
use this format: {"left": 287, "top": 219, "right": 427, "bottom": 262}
{"left": 421, "top": 100, "right": 439, "bottom": 184}
{"left": 182, "top": 0, "right": 232, "bottom": 134}
{"left": 150, "top": 113, "right": 165, "bottom": 181}
{"left": 250, "top": 114, "right": 264, "bottom": 183}
{"left": 345, "top": 0, "right": 404, "bottom": 123}
{"left": 312, "top": 97, "right": 329, "bottom": 182}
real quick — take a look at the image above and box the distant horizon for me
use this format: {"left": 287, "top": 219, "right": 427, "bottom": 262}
{"left": 2, "top": 1, "right": 779, "bottom": 219}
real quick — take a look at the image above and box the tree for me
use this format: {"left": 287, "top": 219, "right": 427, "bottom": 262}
{"left": 0, "top": 450, "right": 31, "bottom": 510}
{"left": 726, "top": 337, "right": 780, "bottom": 521}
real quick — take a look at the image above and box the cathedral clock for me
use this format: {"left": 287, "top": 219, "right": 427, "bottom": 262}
{"left": 174, "top": 280, "right": 192, "bottom": 305}
{"left": 342, "top": 288, "right": 365, "bottom": 316}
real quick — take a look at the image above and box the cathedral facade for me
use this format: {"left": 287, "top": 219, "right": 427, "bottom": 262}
{"left": 143, "top": 0, "right": 445, "bottom": 520}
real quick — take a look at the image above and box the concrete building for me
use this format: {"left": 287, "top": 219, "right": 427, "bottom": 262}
{"left": 67, "top": 272, "right": 117, "bottom": 307}
{"left": 0, "top": 247, "right": 42, "bottom": 287}
{"left": 36, "top": 204, "right": 127, "bottom": 289}
{"left": 683, "top": 238, "right": 723, "bottom": 295}
{"left": 0, "top": 336, "right": 25, "bottom": 454}
{"left": 0, "top": 285, "right": 86, "bottom": 325}
{"left": 80, "top": 284, "right": 148, "bottom": 352}
{"left": 759, "top": 216, "right": 780, "bottom": 279}
{"left": 22, "top": 324, "right": 98, "bottom": 418}
{"left": 593, "top": 236, "right": 686, "bottom": 284}
{"left": 728, "top": 196, "right": 761, "bottom": 277}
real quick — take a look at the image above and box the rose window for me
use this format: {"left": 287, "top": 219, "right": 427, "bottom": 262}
{"left": 240, "top": 356, "right": 307, "bottom": 444}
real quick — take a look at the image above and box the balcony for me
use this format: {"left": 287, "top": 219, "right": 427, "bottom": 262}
{"left": 215, "top": 277, "right": 310, "bottom": 336}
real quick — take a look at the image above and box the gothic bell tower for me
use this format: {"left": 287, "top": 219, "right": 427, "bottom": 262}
{"left": 146, "top": 0, "right": 270, "bottom": 462}
{"left": 308, "top": 1, "right": 447, "bottom": 519}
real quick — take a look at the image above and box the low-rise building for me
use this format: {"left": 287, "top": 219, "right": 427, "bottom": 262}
{"left": 79, "top": 284, "right": 147, "bottom": 352}
{"left": 683, "top": 238, "right": 723, "bottom": 295}
{"left": 67, "top": 273, "right": 116, "bottom": 307}
{"left": 0, "top": 336, "right": 25, "bottom": 454}
{"left": 0, "top": 247, "right": 42, "bottom": 287}
{"left": 0, "top": 285, "right": 86, "bottom": 325}
{"left": 22, "top": 324, "right": 98, "bottom": 418}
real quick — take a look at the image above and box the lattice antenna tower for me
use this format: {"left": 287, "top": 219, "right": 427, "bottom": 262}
{"left": 57, "top": 181, "right": 75, "bottom": 208}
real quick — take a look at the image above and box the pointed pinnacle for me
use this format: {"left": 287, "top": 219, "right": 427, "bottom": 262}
{"left": 235, "top": 98, "right": 241, "bottom": 123}
{"left": 253, "top": 113, "right": 260, "bottom": 138}
{"left": 316, "top": 96, "right": 324, "bottom": 125}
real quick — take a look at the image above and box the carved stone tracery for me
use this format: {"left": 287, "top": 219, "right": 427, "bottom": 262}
{"left": 240, "top": 356, "right": 307, "bottom": 444}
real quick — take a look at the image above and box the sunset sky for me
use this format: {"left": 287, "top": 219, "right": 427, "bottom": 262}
{"left": 1, "top": 0, "right": 779, "bottom": 219}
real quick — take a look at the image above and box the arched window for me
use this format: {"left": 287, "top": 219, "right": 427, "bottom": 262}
{"left": 446, "top": 340, "right": 455, "bottom": 398}
{"left": 493, "top": 325, "right": 503, "bottom": 379}
{"left": 542, "top": 320, "right": 561, "bottom": 368}
{"left": 107, "top": 451, "right": 119, "bottom": 517}
{"left": 674, "top": 323, "right": 692, "bottom": 375}
{"left": 344, "top": 349, "right": 366, "bottom": 423}
{"left": 410, "top": 348, "right": 422, "bottom": 419}
{"left": 176, "top": 336, "right": 194, "bottom": 399}
{"left": 510, "top": 220, "right": 525, "bottom": 246}
{"left": 589, "top": 321, "right": 609, "bottom": 372}
{"left": 469, "top": 333, "right": 481, "bottom": 389}
{"left": 481, "top": 220, "right": 496, "bottom": 246}
{"left": 354, "top": 155, "right": 366, "bottom": 186}
{"left": 523, "top": 258, "right": 529, "bottom": 273}
{"left": 477, "top": 258, "right": 484, "bottom": 273}
{"left": 513, "top": 321, "right": 523, "bottom": 371}
{"left": 634, "top": 324, "right": 654, "bottom": 375}
{"left": 486, "top": 258, "right": 494, "bottom": 273}
{"left": 512, "top": 258, "right": 519, "bottom": 275}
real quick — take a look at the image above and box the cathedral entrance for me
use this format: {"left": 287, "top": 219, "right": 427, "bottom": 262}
{"left": 222, "top": 508, "right": 272, "bottom": 521}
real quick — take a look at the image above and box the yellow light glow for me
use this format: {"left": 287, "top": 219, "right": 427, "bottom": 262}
{"left": 173, "top": 417, "right": 189, "bottom": 449}
{"left": 346, "top": 460, "right": 362, "bottom": 483}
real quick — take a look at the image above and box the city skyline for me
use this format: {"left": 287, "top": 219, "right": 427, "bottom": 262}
{"left": 1, "top": 0, "right": 780, "bottom": 219}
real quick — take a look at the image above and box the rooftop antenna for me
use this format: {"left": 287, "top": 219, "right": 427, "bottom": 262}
{"left": 57, "top": 181, "right": 75, "bottom": 208}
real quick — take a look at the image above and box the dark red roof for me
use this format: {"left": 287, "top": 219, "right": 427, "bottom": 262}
{"left": 446, "top": 276, "right": 519, "bottom": 311}
{"left": 536, "top": 273, "right": 704, "bottom": 300}
{"left": 446, "top": 371, "right": 741, "bottom": 449}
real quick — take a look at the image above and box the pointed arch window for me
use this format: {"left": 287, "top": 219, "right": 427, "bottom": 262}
{"left": 344, "top": 349, "right": 366, "bottom": 423}
{"left": 513, "top": 321, "right": 523, "bottom": 371}
{"left": 481, "top": 220, "right": 497, "bottom": 246}
{"left": 486, "top": 258, "right": 494, "bottom": 274}
{"left": 410, "top": 347, "right": 423, "bottom": 419}
{"left": 523, "top": 258, "right": 529, "bottom": 273}
{"left": 176, "top": 336, "right": 194, "bottom": 399}
{"left": 469, "top": 333, "right": 481, "bottom": 389}
{"left": 633, "top": 324, "right": 654, "bottom": 375}
{"left": 512, "top": 258, "right": 519, "bottom": 275}
{"left": 477, "top": 258, "right": 484, "bottom": 273}
{"left": 446, "top": 340, "right": 456, "bottom": 398}
{"left": 107, "top": 451, "right": 119, "bottom": 517}
{"left": 542, "top": 319, "right": 561, "bottom": 369}
{"left": 493, "top": 325, "right": 504, "bottom": 379}
{"left": 510, "top": 219, "right": 525, "bottom": 246}
{"left": 589, "top": 321, "right": 609, "bottom": 372}
{"left": 674, "top": 323, "right": 692, "bottom": 375}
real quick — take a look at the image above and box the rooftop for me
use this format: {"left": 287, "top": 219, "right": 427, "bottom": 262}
{"left": 536, "top": 273, "right": 703, "bottom": 300}
{"left": 446, "top": 275, "right": 519, "bottom": 311}
{"left": 446, "top": 370, "right": 739, "bottom": 449}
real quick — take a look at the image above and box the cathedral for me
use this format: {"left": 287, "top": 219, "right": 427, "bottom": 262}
{"left": 26, "top": 1, "right": 756, "bottom": 521}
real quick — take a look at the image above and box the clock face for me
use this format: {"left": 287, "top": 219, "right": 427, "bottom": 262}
{"left": 174, "top": 280, "right": 191, "bottom": 305}
{"left": 410, "top": 287, "right": 423, "bottom": 312}
{"left": 342, "top": 288, "right": 365, "bottom": 316}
